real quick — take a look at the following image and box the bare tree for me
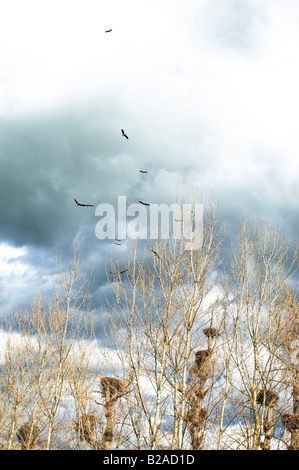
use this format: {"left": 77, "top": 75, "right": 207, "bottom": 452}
{"left": 0, "top": 242, "right": 96, "bottom": 450}
{"left": 41, "top": 243, "right": 94, "bottom": 449}
{"left": 273, "top": 286, "right": 299, "bottom": 449}
{"left": 218, "top": 218, "right": 298, "bottom": 449}
{"left": 101, "top": 200, "right": 223, "bottom": 449}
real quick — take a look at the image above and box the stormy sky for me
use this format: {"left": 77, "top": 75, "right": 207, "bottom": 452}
{"left": 0, "top": 0, "right": 298, "bottom": 316}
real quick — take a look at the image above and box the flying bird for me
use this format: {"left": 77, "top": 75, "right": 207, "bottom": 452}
{"left": 151, "top": 249, "right": 160, "bottom": 259}
{"left": 110, "top": 269, "right": 128, "bottom": 275}
{"left": 74, "top": 199, "right": 94, "bottom": 207}
{"left": 121, "top": 129, "right": 129, "bottom": 139}
{"left": 105, "top": 29, "right": 112, "bottom": 33}
{"left": 114, "top": 242, "right": 121, "bottom": 245}
{"left": 139, "top": 200, "right": 150, "bottom": 206}
{"left": 119, "top": 269, "right": 128, "bottom": 274}
{"left": 139, "top": 170, "right": 148, "bottom": 173}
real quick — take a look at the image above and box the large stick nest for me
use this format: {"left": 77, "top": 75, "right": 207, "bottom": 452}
{"left": 203, "top": 327, "right": 220, "bottom": 339}
{"left": 100, "top": 377, "right": 126, "bottom": 399}
{"left": 16, "top": 422, "right": 40, "bottom": 449}
{"left": 186, "top": 407, "right": 208, "bottom": 428}
{"left": 256, "top": 389, "right": 279, "bottom": 407}
{"left": 195, "top": 349, "right": 212, "bottom": 368}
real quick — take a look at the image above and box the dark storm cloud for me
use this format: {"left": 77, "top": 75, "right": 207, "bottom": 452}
{"left": 0, "top": 99, "right": 139, "bottom": 248}
{"left": 0, "top": 95, "right": 190, "bottom": 315}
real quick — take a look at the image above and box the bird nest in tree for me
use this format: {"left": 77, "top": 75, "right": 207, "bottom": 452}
{"left": 186, "top": 407, "right": 208, "bottom": 428}
{"left": 257, "top": 389, "right": 279, "bottom": 407}
{"left": 194, "top": 350, "right": 211, "bottom": 369}
{"left": 16, "top": 422, "right": 40, "bottom": 449}
{"left": 281, "top": 413, "right": 299, "bottom": 431}
{"left": 203, "top": 327, "right": 220, "bottom": 338}
{"left": 74, "top": 414, "right": 97, "bottom": 442}
{"left": 103, "top": 429, "right": 114, "bottom": 443}
{"left": 100, "top": 377, "right": 126, "bottom": 398}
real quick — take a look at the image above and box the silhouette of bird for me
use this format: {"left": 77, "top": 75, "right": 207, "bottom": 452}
{"left": 110, "top": 269, "right": 128, "bottom": 275}
{"left": 139, "top": 200, "right": 150, "bottom": 206}
{"left": 151, "top": 249, "right": 160, "bottom": 259}
{"left": 121, "top": 129, "right": 129, "bottom": 139}
{"left": 114, "top": 242, "right": 121, "bottom": 245}
{"left": 105, "top": 29, "right": 112, "bottom": 33}
{"left": 74, "top": 199, "right": 94, "bottom": 207}
{"left": 139, "top": 170, "right": 148, "bottom": 173}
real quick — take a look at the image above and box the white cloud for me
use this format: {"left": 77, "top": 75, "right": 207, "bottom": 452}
{"left": 0, "top": 243, "right": 54, "bottom": 315}
{"left": 0, "top": 243, "right": 27, "bottom": 276}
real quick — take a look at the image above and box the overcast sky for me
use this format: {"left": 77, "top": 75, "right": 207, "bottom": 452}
{"left": 0, "top": 0, "right": 298, "bottom": 316}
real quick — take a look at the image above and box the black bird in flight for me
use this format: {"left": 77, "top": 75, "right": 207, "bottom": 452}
{"left": 121, "top": 129, "right": 129, "bottom": 139}
{"left": 105, "top": 29, "right": 112, "bottom": 33}
{"left": 111, "top": 269, "right": 128, "bottom": 275}
{"left": 114, "top": 242, "right": 121, "bottom": 245}
{"left": 139, "top": 200, "right": 150, "bottom": 206}
{"left": 119, "top": 269, "right": 128, "bottom": 274}
{"left": 151, "top": 249, "right": 160, "bottom": 259}
{"left": 74, "top": 199, "right": 94, "bottom": 207}
{"left": 139, "top": 170, "right": 148, "bottom": 173}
